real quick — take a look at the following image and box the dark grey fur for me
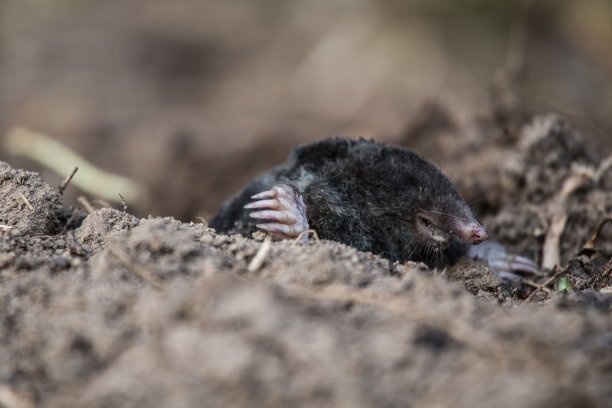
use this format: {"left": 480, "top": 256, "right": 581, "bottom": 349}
{"left": 210, "top": 137, "right": 480, "bottom": 267}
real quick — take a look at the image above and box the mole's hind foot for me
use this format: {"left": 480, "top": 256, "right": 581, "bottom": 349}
{"left": 244, "top": 184, "right": 309, "bottom": 241}
{"left": 469, "top": 241, "right": 542, "bottom": 280}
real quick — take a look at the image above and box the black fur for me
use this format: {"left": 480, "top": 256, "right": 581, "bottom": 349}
{"left": 210, "top": 138, "right": 476, "bottom": 267}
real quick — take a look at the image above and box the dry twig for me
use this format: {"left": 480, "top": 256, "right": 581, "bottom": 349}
{"left": 248, "top": 235, "right": 272, "bottom": 272}
{"left": 522, "top": 267, "right": 565, "bottom": 304}
{"left": 58, "top": 166, "right": 78, "bottom": 195}
{"left": 118, "top": 193, "right": 127, "bottom": 211}
{"left": 521, "top": 278, "right": 552, "bottom": 292}
{"left": 57, "top": 212, "right": 79, "bottom": 236}
{"left": 582, "top": 218, "right": 612, "bottom": 250}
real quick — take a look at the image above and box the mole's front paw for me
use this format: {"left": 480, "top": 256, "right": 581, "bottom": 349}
{"left": 468, "top": 241, "right": 542, "bottom": 280}
{"left": 244, "top": 184, "right": 309, "bottom": 241}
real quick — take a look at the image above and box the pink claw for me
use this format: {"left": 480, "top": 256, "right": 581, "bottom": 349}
{"left": 249, "top": 210, "right": 292, "bottom": 223}
{"left": 251, "top": 190, "right": 276, "bottom": 199}
{"left": 506, "top": 255, "right": 541, "bottom": 275}
{"left": 244, "top": 184, "right": 310, "bottom": 241}
{"left": 468, "top": 241, "right": 542, "bottom": 278}
{"left": 244, "top": 199, "right": 279, "bottom": 209}
{"left": 256, "top": 223, "right": 292, "bottom": 234}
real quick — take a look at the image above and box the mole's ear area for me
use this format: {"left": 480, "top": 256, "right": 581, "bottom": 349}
{"left": 243, "top": 183, "right": 310, "bottom": 242}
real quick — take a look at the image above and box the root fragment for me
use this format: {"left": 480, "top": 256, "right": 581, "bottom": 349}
{"left": 18, "top": 192, "right": 34, "bottom": 211}
{"left": 248, "top": 235, "right": 272, "bottom": 272}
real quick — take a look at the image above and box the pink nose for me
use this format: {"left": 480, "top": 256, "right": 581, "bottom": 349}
{"left": 469, "top": 224, "right": 488, "bottom": 244}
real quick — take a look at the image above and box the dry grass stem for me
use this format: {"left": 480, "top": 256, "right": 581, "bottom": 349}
{"left": 58, "top": 166, "right": 78, "bottom": 195}
{"left": 292, "top": 229, "right": 320, "bottom": 245}
{"left": 5, "top": 127, "right": 145, "bottom": 202}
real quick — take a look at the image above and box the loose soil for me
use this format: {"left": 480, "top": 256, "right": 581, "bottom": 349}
{"left": 0, "top": 113, "right": 611, "bottom": 408}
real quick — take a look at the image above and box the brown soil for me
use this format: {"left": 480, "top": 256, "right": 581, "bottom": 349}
{"left": 1, "top": 114, "right": 611, "bottom": 408}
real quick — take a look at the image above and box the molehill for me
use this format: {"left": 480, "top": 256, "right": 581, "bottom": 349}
{"left": 0, "top": 115, "right": 611, "bottom": 408}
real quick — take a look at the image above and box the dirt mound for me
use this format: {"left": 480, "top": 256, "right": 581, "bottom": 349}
{"left": 0, "top": 115, "right": 611, "bottom": 408}
{"left": 0, "top": 162, "right": 71, "bottom": 236}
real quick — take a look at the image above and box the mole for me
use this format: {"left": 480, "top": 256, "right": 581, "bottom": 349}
{"left": 209, "top": 137, "right": 538, "bottom": 278}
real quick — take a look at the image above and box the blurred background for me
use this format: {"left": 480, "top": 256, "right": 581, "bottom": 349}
{"left": 1, "top": 0, "right": 611, "bottom": 221}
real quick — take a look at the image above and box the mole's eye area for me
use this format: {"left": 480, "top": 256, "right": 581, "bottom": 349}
{"left": 415, "top": 213, "right": 449, "bottom": 244}
{"left": 416, "top": 215, "right": 433, "bottom": 228}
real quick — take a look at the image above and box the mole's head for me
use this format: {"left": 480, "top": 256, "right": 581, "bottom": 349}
{"left": 412, "top": 195, "right": 488, "bottom": 248}
{"left": 381, "top": 149, "right": 488, "bottom": 257}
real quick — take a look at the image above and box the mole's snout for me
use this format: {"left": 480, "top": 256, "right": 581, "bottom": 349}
{"left": 453, "top": 219, "right": 489, "bottom": 245}
{"left": 468, "top": 224, "right": 488, "bottom": 245}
